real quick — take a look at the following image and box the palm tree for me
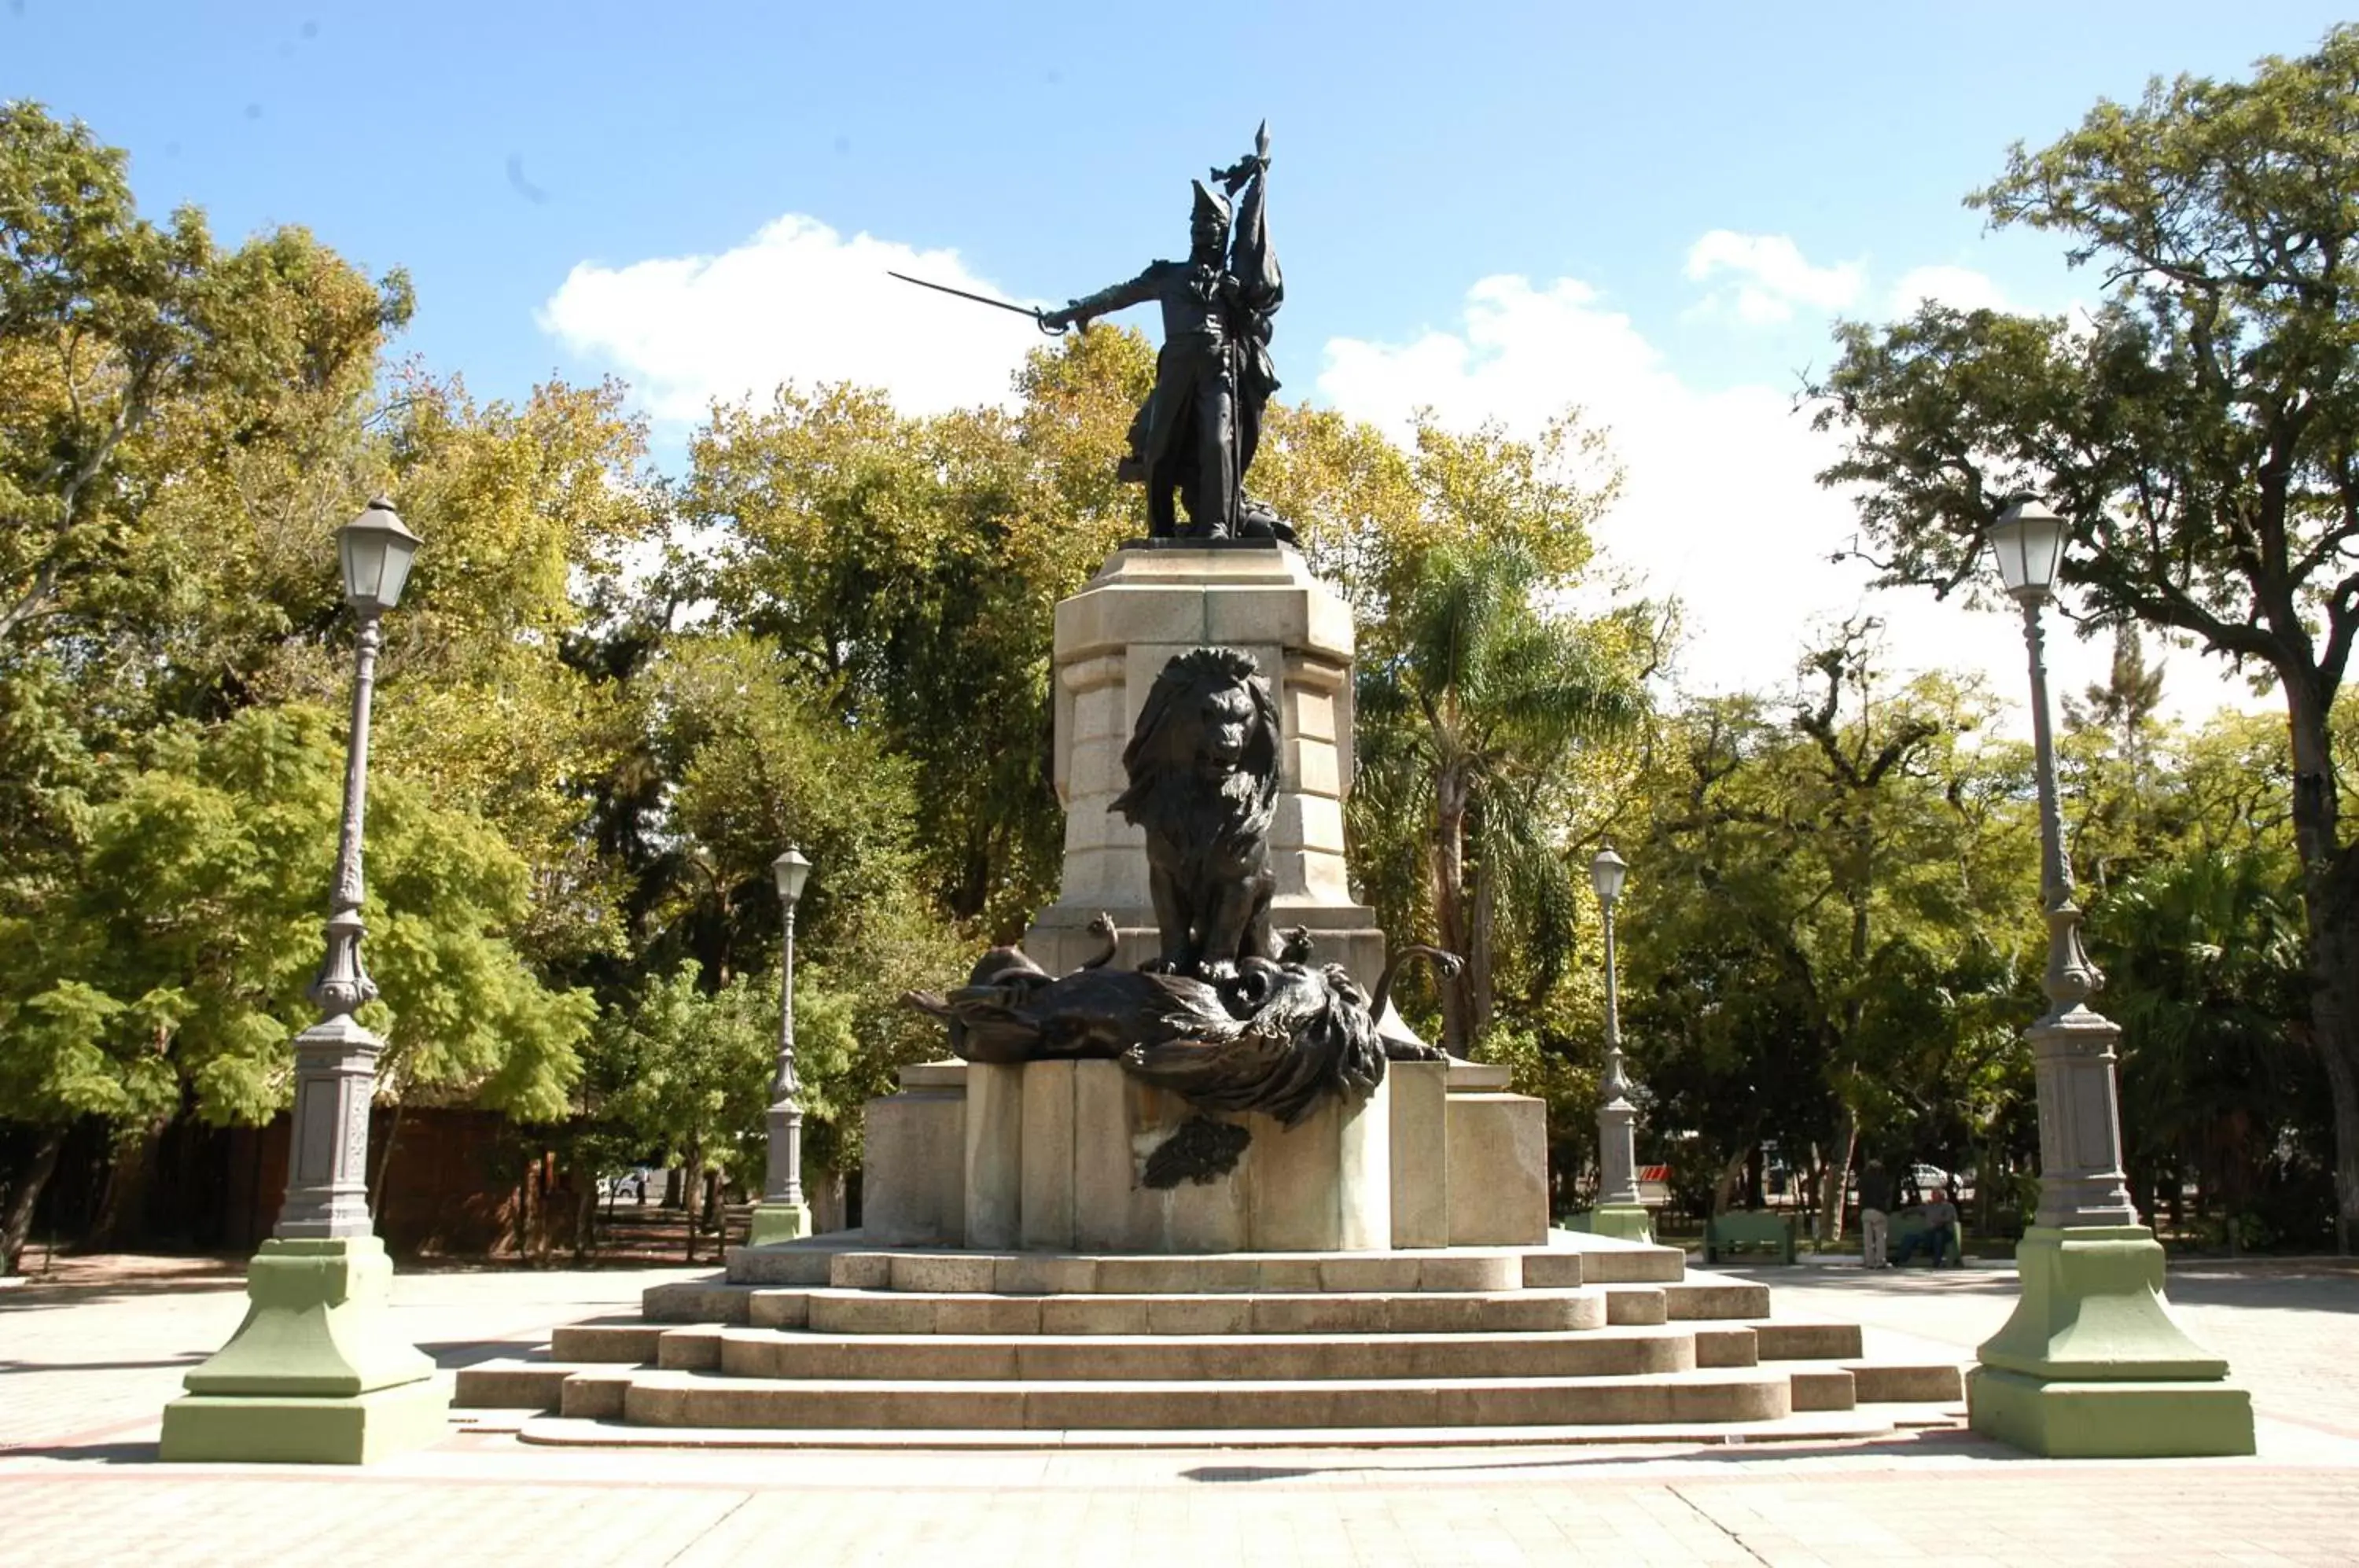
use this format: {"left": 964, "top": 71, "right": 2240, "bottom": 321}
{"left": 1355, "top": 543, "right": 1644, "bottom": 1055}
{"left": 2096, "top": 847, "right": 2313, "bottom": 1237}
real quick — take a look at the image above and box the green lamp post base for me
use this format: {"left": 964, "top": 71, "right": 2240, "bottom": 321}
{"left": 1577, "top": 1204, "right": 1654, "bottom": 1243}
{"left": 746, "top": 1200, "right": 813, "bottom": 1246}
{"left": 1968, "top": 1225, "right": 2253, "bottom": 1457}
{"left": 160, "top": 1236, "right": 449, "bottom": 1464}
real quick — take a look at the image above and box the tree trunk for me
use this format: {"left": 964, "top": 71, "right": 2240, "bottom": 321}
{"left": 1817, "top": 1105, "right": 1857, "bottom": 1246}
{"left": 2, "top": 1128, "right": 66, "bottom": 1275}
{"left": 91, "top": 1117, "right": 167, "bottom": 1248}
{"left": 1432, "top": 776, "right": 1473, "bottom": 1056}
{"left": 2284, "top": 673, "right": 2357, "bottom": 1252}
{"left": 1468, "top": 854, "right": 1498, "bottom": 1048}
{"left": 682, "top": 1139, "right": 703, "bottom": 1263}
{"left": 369, "top": 1097, "right": 406, "bottom": 1218}
{"left": 571, "top": 1147, "right": 595, "bottom": 1264}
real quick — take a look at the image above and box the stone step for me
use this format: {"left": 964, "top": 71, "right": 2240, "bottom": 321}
{"left": 616, "top": 1367, "right": 1794, "bottom": 1430}
{"left": 642, "top": 1279, "right": 756, "bottom": 1324}
{"left": 1761, "top": 1359, "right": 1965, "bottom": 1407}
{"left": 1785, "top": 1366, "right": 1857, "bottom": 1412}
{"left": 811, "top": 1249, "right": 1535, "bottom": 1295}
{"left": 453, "top": 1356, "right": 599, "bottom": 1409}
{"left": 1848, "top": 1362, "right": 1966, "bottom": 1404}
{"left": 1525, "top": 1242, "right": 1685, "bottom": 1286}
{"left": 1750, "top": 1320, "right": 1865, "bottom": 1360}
{"left": 550, "top": 1320, "right": 667, "bottom": 1363}
{"left": 747, "top": 1286, "right": 1610, "bottom": 1336}
{"left": 519, "top": 1409, "right": 1928, "bottom": 1450}
{"left": 713, "top": 1326, "right": 1700, "bottom": 1382}
{"left": 1662, "top": 1279, "right": 1774, "bottom": 1320}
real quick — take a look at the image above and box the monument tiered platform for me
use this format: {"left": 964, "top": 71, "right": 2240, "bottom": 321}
{"left": 455, "top": 1231, "right": 1966, "bottom": 1448}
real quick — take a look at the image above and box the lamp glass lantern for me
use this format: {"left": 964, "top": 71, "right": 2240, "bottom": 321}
{"left": 1590, "top": 843, "right": 1628, "bottom": 907}
{"left": 337, "top": 498, "right": 422, "bottom": 613}
{"left": 1989, "top": 496, "right": 2069, "bottom": 602}
{"left": 772, "top": 846, "right": 812, "bottom": 906}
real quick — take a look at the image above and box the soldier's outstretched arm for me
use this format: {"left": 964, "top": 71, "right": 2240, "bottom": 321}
{"left": 1041, "top": 263, "right": 1169, "bottom": 330}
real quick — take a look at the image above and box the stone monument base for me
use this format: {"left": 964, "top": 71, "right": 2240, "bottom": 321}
{"left": 863, "top": 1056, "right": 1548, "bottom": 1252}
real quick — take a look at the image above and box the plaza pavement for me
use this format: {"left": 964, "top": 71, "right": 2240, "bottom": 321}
{"left": 4, "top": 1249, "right": 2358, "bottom": 1566}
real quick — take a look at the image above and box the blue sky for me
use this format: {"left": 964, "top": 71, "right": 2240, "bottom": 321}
{"left": 11, "top": 2, "right": 2348, "bottom": 710}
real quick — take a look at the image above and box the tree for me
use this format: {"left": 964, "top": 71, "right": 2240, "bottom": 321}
{"left": 591, "top": 961, "right": 860, "bottom": 1261}
{"left": 2095, "top": 845, "right": 2323, "bottom": 1245}
{"left": 1621, "top": 640, "right": 2036, "bottom": 1235}
{"left": 680, "top": 333, "right": 1153, "bottom": 935}
{"left": 1356, "top": 542, "right": 1646, "bottom": 1055}
{"left": 0, "top": 705, "right": 591, "bottom": 1272}
{"left": 1811, "top": 28, "right": 2359, "bottom": 1242}
{"left": 0, "top": 101, "right": 408, "bottom": 651}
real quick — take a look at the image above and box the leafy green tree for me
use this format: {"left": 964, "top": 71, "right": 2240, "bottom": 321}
{"left": 1621, "top": 640, "right": 2035, "bottom": 1235}
{"left": 591, "top": 961, "right": 861, "bottom": 1261}
{"left": 0, "top": 705, "right": 590, "bottom": 1271}
{"left": 1356, "top": 542, "right": 1646, "bottom": 1055}
{"left": 2095, "top": 845, "right": 2323, "bottom": 1244}
{"left": 680, "top": 333, "right": 1153, "bottom": 933}
{"left": 1810, "top": 28, "right": 2359, "bottom": 1241}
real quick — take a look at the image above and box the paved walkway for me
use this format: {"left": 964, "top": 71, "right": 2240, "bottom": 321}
{"left": 5, "top": 1253, "right": 2358, "bottom": 1566}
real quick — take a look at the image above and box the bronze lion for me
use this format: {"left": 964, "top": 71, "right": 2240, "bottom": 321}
{"left": 1110, "top": 647, "right": 1279, "bottom": 977}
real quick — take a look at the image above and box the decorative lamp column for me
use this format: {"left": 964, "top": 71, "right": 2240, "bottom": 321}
{"left": 1967, "top": 495, "right": 2252, "bottom": 1457}
{"left": 748, "top": 846, "right": 815, "bottom": 1245}
{"left": 162, "top": 499, "right": 450, "bottom": 1465}
{"left": 1582, "top": 843, "right": 1652, "bottom": 1242}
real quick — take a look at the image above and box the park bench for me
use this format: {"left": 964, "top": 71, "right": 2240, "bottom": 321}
{"left": 1705, "top": 1209, "right": 1796, "bottom": 1265}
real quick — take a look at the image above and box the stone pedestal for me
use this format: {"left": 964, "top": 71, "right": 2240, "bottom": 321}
{"left": 159, "top": 1236, "right": 447, "bottom": 1463}
{"left": 993, "top": 1059, "right": 1389, "bottom": 1253}
{"left": 859, "top": 1056, "right": 1551, "bottom": 1253}
{"left": 1969, "top": 1225, "right": 2254, "bottom": 1456}
{"left": 862, "top": 1062, "right": 966, "bottom": 1246}
{"left": 1387, "top": 1060, "right": 1450, "bottom": 1248}
{"left": 1023, "top": 543, "right": 1387, "bottom": 985}
{"left": 746, "top": 1200, "right": 811, "bottom": 1246}
{"left": 1447, "top": 1091, "right": 1550, "bottom": 1246}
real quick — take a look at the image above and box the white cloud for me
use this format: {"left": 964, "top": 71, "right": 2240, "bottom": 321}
{"left": 1887, "top": 264, "right": 2008, "bottom": 315}
{"left": 539, "top": 215, "right": 1036, "bottom": 421}
{"left": 1316, "top": 270, "right": 2252, "bottom": 731}
{"left": 1683, "top": 230, "right": 1865, "bottom": 326}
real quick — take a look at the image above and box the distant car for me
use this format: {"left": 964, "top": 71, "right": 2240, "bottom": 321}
{"left": 1910, "top": 1164, "right": 1969, "bottom": 1200}
{"left": 598, "top": 1169, "right": 653, "bottom": 1205}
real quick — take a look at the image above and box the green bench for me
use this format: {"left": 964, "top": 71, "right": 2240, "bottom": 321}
{"left": 1705, "top": 1209, "right": 1797, "bottom": 1265}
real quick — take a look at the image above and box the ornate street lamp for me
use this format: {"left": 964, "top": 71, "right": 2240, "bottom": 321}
{"left": 1967, "top": 495, "right": 2250, "bottom": 1456}
{"left": 1583, "top": 843, "right": 1651, "bottom": 1242}
{"left": 163, "top": 499, "right": 448, "bottom": 1464}
{"left": 749, "top": 846, "right": 815, "bottom": 1245}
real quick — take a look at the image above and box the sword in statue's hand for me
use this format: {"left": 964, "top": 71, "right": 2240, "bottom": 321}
{"left": 885, "top": 271, "right": 1084, "bottom": 336}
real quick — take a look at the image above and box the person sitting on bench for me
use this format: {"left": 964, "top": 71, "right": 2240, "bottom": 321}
{"left": 1893, "top": 1187, "right": 1960, "bottom": 1266}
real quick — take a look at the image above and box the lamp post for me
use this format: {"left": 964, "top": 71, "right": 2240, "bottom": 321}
{"left": 1967, "top": 495, "right": 2250, "bottom": 1457}
{"left": 1584, "top": 843, "right": 1651, "bottom": 1242}
{"left": 749, "top": 846, "right": 814, "bottom": 1245}
{"left": 163, "top": 499, "right": 449, "bottom": 1464}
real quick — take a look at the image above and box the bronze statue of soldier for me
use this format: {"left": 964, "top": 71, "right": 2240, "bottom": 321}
{"left": 1041, "top": 126, "right": 1286, "bottom": 540}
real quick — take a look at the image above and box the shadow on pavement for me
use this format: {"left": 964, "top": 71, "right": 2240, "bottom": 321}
{"left": 0, "top": 1441, "right": 161, "bottom": 1466}
{"left": 0, "top": 1355, "right": 205, "bottom": 1373}
{"left": 418, "top": 1338, "right": 550, "bottom": 1370}
{"left": 1179, "top": 1430, "right": 2012, "bottom": 1483}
